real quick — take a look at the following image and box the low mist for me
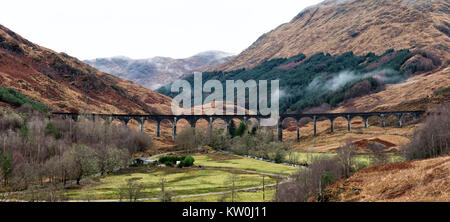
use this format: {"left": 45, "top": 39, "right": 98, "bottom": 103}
{"left": 306, "top": 68, "right": 401, "bottom": 93}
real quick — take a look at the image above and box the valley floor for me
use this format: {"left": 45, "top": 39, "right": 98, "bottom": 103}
{"left": 62, "top": 152, "right": 297, "bottom": 202}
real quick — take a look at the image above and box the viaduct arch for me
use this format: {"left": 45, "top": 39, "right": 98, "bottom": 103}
{"left": 52, "top": 110, "right": 425, "bottom": 142}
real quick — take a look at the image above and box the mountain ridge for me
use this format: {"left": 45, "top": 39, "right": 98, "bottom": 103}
{"left": 85, "top": 51, "right": 234, "bottom": 90}
{"left": 212, "top": 0, "right": 450, "bottom": 71}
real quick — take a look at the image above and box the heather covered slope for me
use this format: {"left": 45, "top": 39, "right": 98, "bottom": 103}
{"left": 325, "top": 156, "right": 450, "bottom": 201}
{"left": 0, "top": 24, "right": 172, "bottom": 114}
{"left": 332, "top": 66, "right": 450, "bottom": 112}
{"left": 214, "top": 0, "right": 450, "bottom": 71}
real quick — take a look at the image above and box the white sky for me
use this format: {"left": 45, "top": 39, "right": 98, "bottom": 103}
{"left": 0, "top": 0, "right": 322, "bottom": 60}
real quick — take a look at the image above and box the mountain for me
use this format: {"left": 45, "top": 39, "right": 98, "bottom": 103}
{"left": 160, "top": 48, "right": 449, "bottom": 113}
{"left": 84, "top": 51, "right": 234, "bottom": 90}
{"left": 159, "top": 0, "right": 449, "bottom": 114}
{"left": 214, "top": 0, "right": 449, "bottom": 71}
{"left": 0, "top": 24, "right": 172, "bottom": 114}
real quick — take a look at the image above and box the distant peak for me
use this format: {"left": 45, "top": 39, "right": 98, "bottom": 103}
{"left": 192, "top": 50, "right": 235, "bottom": 59}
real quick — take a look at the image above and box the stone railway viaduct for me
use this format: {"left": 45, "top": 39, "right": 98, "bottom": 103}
{"left": 52, "top": 111, "right": 425, "bottom": 142}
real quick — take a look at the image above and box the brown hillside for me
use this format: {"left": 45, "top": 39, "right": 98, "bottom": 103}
{"left": 326, "top": 156, "right": 450, "bottom": 201}
{"left": 0, "top": 24, "right": 172, "bottom": 114}
{"left": 332, "top": 66, "right": 450, "bottom": 112}
{"left": 214, "top": 0, "right": 450, "bottom": 71}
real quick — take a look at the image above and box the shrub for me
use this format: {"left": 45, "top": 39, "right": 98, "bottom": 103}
{"left": 404, "top": 104, "right": 450, "bottom": 160}
{"left": 0, "top": 111, "right": 23, "bottom": 131}
{"left": 118, "top": 177, "right": 146, "bottom": 202}
{"left": 367, "top": 141, "right": 389, "bottom": 164}
{"left": 275, "top": 156, "right": 344, "bottom": 202}
{"left": 110, "top": 85, "right": 123, "bottom": 92}
{"left": 336, "top": 140, "right": 357, "bottom": 178}
{"left": 130, "top": 132, "right": 153, "bottom": 153}
{"left": 0, "top": 88, "right": 47, "bottom": 112}
{"left": 45, "top": 122, "right": 61, "bottom": 139}
{"left": 159, "top": 155, "right": 194, "bottom": 168}
{"left": 273, "top": 149, "right": 285, "bottom": 163}
{"left": 0, "top": 151, "right": 13, "bottom": 186}
{"left": 175, "top": 127, "right": 208, "bottom": 152}
{"left": 435, "top": 86, "right": 450, "bottom": 96}
{"left": 180, "top": 156, "right": 195, "bottom": 167}
{"left": 234, "top": 122, "right": 248, "bottom": 137}
{"left": 208, "top": 129, "right": 231, "bottom": 151}
{"left": 228, "top": 120, "right": 237, "bottom": 137}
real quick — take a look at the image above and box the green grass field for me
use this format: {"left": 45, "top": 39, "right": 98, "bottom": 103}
{"left": 193, "top": 153, "right": 299, "bottom": 175}
{"left": 286, "top": 152, "right": 405, "bottom": 166}
{"left": 64, "top": 152, "right": 297, "bottom": 201}
{"left": 173, "top": 188, "right": 277, "bottom": 202}
{"left": 141, "top": 188, "right": 277, "bottom": 202}
{"left": 65, "top": 167, "right": 276, "bottom": 200}
{"left": 62, "top": 151, "right": 399, "bottom": 201}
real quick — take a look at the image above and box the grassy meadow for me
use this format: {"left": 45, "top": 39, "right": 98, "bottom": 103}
{"left": 64, "top": 153, "right": 298, "bottom": 201}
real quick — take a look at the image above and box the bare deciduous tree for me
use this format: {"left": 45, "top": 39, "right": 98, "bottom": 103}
{"left": 159, "top": 177, "right": 172, "bottom": 202}
{"left": 64, "top": 145, "right": 99, "bottom": 185}
{"left": 404, "top": 104, "right": 450, "bottom": 160}
{"left": 336, "top": 139, "right": 356, "bottom": 178}
{"left": 118, "top": 177, "right": 146, "bottom": 202}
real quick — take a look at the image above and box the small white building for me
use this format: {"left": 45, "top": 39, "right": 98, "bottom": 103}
{"left": 132, "top": 157, "right": 157, "bottom": 166}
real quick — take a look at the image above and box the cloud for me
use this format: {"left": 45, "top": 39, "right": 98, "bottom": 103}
{"left": 306, "top": 68, "right": 400, "bottom": 93}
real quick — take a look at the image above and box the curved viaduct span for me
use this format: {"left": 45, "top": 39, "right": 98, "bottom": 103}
{"left": 52, "top": 110, "right": 425, "bottom": 142}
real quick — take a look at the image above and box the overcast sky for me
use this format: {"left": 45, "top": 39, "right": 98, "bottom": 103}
{"left": 1, "top": 0, "right": 322, "bottom": 60}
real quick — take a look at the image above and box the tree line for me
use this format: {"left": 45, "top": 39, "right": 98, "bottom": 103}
{"left": 0, "top": 107, "right": 153, "bottom": 192}
{"left": 174, "top": 122, "right": 289, "bottom": 164}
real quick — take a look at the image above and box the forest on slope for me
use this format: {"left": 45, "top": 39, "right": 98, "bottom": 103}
{"left": 158, "top": 48, "right": 443, "bottom": 113}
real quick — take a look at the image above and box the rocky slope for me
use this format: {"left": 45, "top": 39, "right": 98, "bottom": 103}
{"left": 214, "top": 0, "right": 450, "bottom": 71}
{"left": 85, "top": 51, "right": 234, "bottom": 90}
{"left": 0, "top": 24, "right": 172, "bottom": 114}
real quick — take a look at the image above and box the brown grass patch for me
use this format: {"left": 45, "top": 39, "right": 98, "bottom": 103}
{"left": 381, "top": 184, "right": 414, "bottom": 199}
{"left": 423, "top": 167, "right": 448, "bottom": 184}
{"left": 287, "top": 126, "right": 297, "bottom": 132}
{"left": 326, "top": 156, "right": 450, "bottom": 201}
{"left": 423, "top": 158, "right": 450, "bottom": 170}
{"left": 353, "top": 138, "right": 397, "bottom": 150}
{"left": 359, "top": 161, "right": 413, "bottom": 173}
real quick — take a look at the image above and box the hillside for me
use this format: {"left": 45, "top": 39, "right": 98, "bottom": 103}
{"left": 325, "top": 156, "right": 450, "bottom": 201}
{"left": 158, "top": 48, "right": 448, "bottom": 113}
{"left": 157, "top": 0, "right": 450, "bottom": 114}
{"left": 214, "top": 0, "right": 450, "bottom": 71}
{"left": 0, "top": 24, "right": 172, "bottom": 114}
{"left": 332, "top": 66, "right": 450, "bottom": 113}
{"left": 85, "top": 51, "right": 234, "bottom": 90}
